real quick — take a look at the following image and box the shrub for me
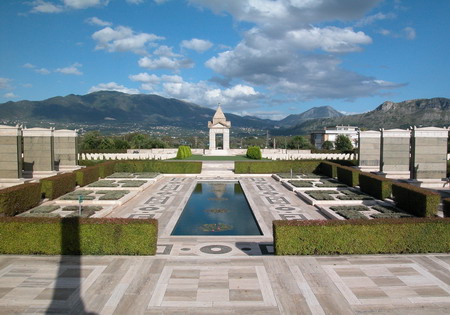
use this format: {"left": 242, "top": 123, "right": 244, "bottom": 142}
{"left": 336, "top": 165, "right": 360, "bottom": 187}
{"left": 30, "top": 205, "right": 60, "bottom": 213}
{"left": 288, "top": 180, "right": 314, "bottom": 187}
{"left": 337, "top": 190, "right": 374, "bottom": 200}
{"left": 234, "top": 160, "right": 321, "bottom": 174}
{"left": 97, "top": 190, "right": 130, "bottom": 200}
{"left": 359, "top": 172, "right": 393, "bottom": 200}
{"left": 88, "top": 180, "right": 119, "bottom": 187}
{"left": 176, "top": 146, "right": 192, "bottom": 159}
{"left": 444, "top": 198, "right": 450, "bottom": 218}
{"left": 392, "top": 182, "right": 440, "bottom": 217}
{"left": 114, "top": 160, "right": 201, "bottom": 174}
{"left": 305, "top": 191, "right": 335, "bottom": 200}
{"left": 41, "top": 173, "right": 76, "bottom": 200}
{"left": 246, "top": 146, "right": 262, "bottom": 160}
{"left": 0, "top": 183, "right": 42, "bottom": 216}
{"left": 0, "top": 217, "right": 158, "bottom": 255}
{"left": 75, "top": 166, "right": 100, "bottom": 187}
{"left": 273, "top": 218, "right": 450, "bottom": 255}
{"left": 316, "top": 179, "right": 347, "bottom": 188}
{"left": 118, "top": 180, "right": 146, "bottom": 187}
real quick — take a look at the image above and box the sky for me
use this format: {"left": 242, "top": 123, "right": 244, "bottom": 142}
{"left": 0, "top": 0, "right": 449, "bottom": 120}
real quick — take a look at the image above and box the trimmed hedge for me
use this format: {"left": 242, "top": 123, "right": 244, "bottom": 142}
{"left": 359, "top": 172, "right": 393, "bottom": 200}
{"left": 246, "top": 146, "right": 262, "bottom": 160}
{"left": 75, "top": 166, "right": 100, "bottom": 187}
{"left": 234, "top": 160, "right": 321, "bottom": 174}
{"left": 444, "top": 198, "right": 450, "bottom": 218}
{"left": 273, "top": 218, "right": 450, "bottom": 255}
{"left": 0, "top": 217, "right": 158, "bottom": 255}
{"left": 318, "top": 161, "right": 338, "bottom": 178}
{"left": 392, "top": 182, "right": 440, "bottom": 217}
{"left": 114, "top": 160, "right": 201, "bottom": 174}
{"left": 176, "top": 146, "right": 192, "bottom": 159}
{"left": 99, "top": 161, "right": 117, "bottom": 178}
{"left": 336, "top": 165, "right": 361, "bottom": 187}
{"left": 40, "top": 173, "right": 76, "bottom": 200}
{"left": 0, "top": 183, "right": 42, "bottom": 216}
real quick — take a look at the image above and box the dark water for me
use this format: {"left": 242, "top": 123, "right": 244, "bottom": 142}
{"left": 171, "top": 181, "right": 262, "bottom": 235}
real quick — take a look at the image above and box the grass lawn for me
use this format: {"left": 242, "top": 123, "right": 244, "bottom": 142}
{"left": 175, "top": 155, "right": 254, "bottom": 161}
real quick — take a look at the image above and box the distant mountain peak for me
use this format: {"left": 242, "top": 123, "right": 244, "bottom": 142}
{"left": 279, "top": 105, "right": 344, "bottom": 128}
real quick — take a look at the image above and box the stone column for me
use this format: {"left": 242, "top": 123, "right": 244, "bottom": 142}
{"left": 209, "top": 129, "right": 216, "bottom": 150}
{"left": 410, "top": 127, "right": 449, "bottom": 181}
{"left": 0, "top": 125, "right": 22, "bottom": 179}
{"left": 379, "top": 129, "right": 410, "bottom": 178}
{"left": 223, "top": 129, "right": 230, "bottom": 150}
{"left": 54, "top": 129, "right": 79, "bottom": 171}
{"left": 358, "top": 130, "right": 381, "bottom": 172}
{"left": 23, "top": 127, "right": 55, "bottom": 177}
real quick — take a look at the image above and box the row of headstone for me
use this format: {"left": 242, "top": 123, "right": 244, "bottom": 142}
{"left": 358, "top": 127, "right": 449, "bottom": 182}
{"left": 0, "top": 125, "right": 79, "bottom": 179}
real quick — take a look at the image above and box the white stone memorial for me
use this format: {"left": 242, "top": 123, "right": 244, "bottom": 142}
{"left": 22, "top": 127, "right": 56, "bottom": 177}
{"left": 0, "top": 125, "right": 22, "bottom": 179}
{"left": 207, "top": 105, "right": 231, "bottom": 155}
{"left": 358, "top": 130, "right": 381, "bottom": 172}
{"left": 379, "top": 128, "right": 410, "bottom": 178}
{"left": 54, "top": 129, "right": 80, "bottom": 171}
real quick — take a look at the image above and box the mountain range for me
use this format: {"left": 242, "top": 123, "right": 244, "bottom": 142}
{"left": 0, "top": 91, "right": 448, "bottom": 135}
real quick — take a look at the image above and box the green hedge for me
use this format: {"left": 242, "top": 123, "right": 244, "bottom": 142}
{"left": 273, "top": 218, "right": 450, "bottom": 255}
{"left": 114, "top": 160, "right": 201, "bottom": 174}
{"left": 40, "top": 173, "right": 77, "bottom": 200}
{"left": 75, "top": 166, "right": 100, "bottom": 187}
{"left": 0, "top": 217, "right": 157, "bottom": 255}
{"left": 0, "top": 183, "right": 42, "bottom": 217}
{"left": 234, "top": 160, "right": 321, "bottom": 174}
{"left": 318, "top": 161, "right": 338, "bottom": 178}
{"left": 336, "top": 165, "right": 361, "bottom": 187}
{"left": 176, "top": 146, "right": 192, "bottom": 159}
{"left": 391, "top": 182, "right": 440, "bottom": 217}
{"left": 359, "top": 173, "right": 393, "bottom": 200}
{"left": 246, "top": 146, "right": 262, "bottom": 160}
{"left": 444, "top": 198, "right": 450, "bottom": 218}
{"left": 99, "top": 161, "right": 116, "bottom": 178}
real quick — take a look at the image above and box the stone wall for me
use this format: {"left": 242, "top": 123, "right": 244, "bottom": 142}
{"left": 22, "top": 128, "right": 54, "bottom": 172}
{"left": 380, "top": 129, "right": 410, "bottom": 175}
{"left": 54, "top": 129, "right": 78, "bottom": 169}
{"left": 358, "top": 130, "right": 380, "bottom": 171}
{"left": 0, "top": 125, "right": 22, "bottom": 178}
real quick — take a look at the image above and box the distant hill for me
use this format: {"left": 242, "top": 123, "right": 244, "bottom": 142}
{"left": 0, "top": 91, "right": 276, "bottom": 130}
{"left": 278, "top": 106, "right": 344, "bottom": 128}
{"left": 274, "top": 98, "right": 450, "bottom": 135}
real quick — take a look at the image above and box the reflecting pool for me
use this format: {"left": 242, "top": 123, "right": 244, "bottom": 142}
{"left": 171, "top": 181, "right": 262, "bottom": 236}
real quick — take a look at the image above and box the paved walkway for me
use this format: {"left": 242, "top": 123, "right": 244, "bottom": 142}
{"left": 1, "top": 172, "right": 449, "bottom": 313}
{"left": 0, "top": 254, "right": 449, "bottom": 314}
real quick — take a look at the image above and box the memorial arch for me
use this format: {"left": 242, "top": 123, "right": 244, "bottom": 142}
{"left": 207, "top": 105, "right": 231, "bottom": 155}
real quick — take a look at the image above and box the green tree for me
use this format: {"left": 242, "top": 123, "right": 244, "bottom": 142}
{"left": 80, "top": 131, "right": 102, "bottom": 150}
{"left": 335, "top": 134, "right": 353, "bottom": 151}
{"left": 322, "top": 140, "right": 334, "bottom": 150}
{"left": 287, "top": 136, "right": 313, "bottom": 149}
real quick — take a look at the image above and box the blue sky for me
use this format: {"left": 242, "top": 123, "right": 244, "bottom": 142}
{"left": 0, "top": 0, "right": 449, "bottom": 120}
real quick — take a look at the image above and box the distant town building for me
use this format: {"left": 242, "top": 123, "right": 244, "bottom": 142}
{"left": 311, "top": 125, "right": 359, "bottom": 149}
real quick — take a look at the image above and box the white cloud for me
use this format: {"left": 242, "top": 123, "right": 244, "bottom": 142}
{"left": 88, "top": 82, "right": 140, "bottom": 94}
{"left": 3, "top": 92, "right": 19, "bottom": 99}
{"left": 0, "top": 78, "right": 12, "bottom": 90}
{"left": 29, "top": 0, "right": 108, "bottom": 13}
{"left": 129, "top": 72, "right": 160, "bottom": 83}
{"left": 63, "top": 0, "right": 108, "bottom": 10}
{"left": 153, "top": 45, "right": 181, "bottom": 57}
{"left": 30, "top": 0, "right": 63, "bottom": 13}
{"left": 126, "top": 0, "right": 145, "bottom": 4}
{"left": 85, "top": 17, "right": 112, "bottom": 27}
{"left": 138, "top": 56, "right": 194, "bottom": 70}
{"left": 36, "top": 68, "right": 51, "bottom": 75}
{"left": 286, "top": 26, "right": 372, "bottom": 53}
{"left": 403, "top": 27, "right": 416, "bottom": 40}
{"left": 23, "top": 63, "right": 36, "bottom": 69}
{"left": 56, "top": 63, "right": 83, "bottom": 75}
{"left": 92, "top": 26, "right": 164, "bottom": 54}
{"left": 355, "top": 12, "right": 396, "bottom": 27}
{"left": 181, "top": 38, "right": 213, "bottom": 53}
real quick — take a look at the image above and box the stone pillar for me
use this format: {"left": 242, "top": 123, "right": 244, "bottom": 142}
{"left": 379, "top": 129, "right": 410, "bottom": 178}
{"left": 54, "top": 129, "right": 79, "bottom": 171}
{"left": 23, "top": 127, "right": 55, "bottom": 177}
{"left": 223, "top": 129, "right": 230, "bottom": 150}
{"left": 357, "top": 130, "right": 381, "bottom": 172}
{"left": 209, "top": 129, "right": 216, "bottom": 151}
{"left": 410, "top": 127, "right": 449, "bottom": 181}
{"left": 0, "top": 125, "right": 22, "bottom": 179}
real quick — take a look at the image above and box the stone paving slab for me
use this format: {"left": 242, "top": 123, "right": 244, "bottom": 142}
{"left": 0, "top": 254, "right": 448, "bottom": 314}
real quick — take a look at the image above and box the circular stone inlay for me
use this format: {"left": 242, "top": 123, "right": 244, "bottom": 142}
{"left": 200, "top": 245, "right": 232, "bottom": 255}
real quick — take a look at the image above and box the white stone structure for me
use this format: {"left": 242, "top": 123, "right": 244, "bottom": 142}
{"left": 207, "top": 105, "right": 231, "bottom": 155}
{"left": 22, "top": 127, "right": 56, "bottom": 178}
{"left": 379, "top": 128, "right": 410, "bottom": 179}
{"left": 311, "top": 125, "right": 358, "bottom": 149}
{"left": 358, "top": 130, "right": 381, "bottom": 172}
{"left": 54, "top": 129, "right": 80, "bottom": 171}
